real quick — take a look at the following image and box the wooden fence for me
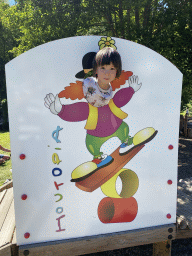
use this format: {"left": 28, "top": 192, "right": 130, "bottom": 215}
{"left": 180, "top": 114, "right": 192, "bottom": 138}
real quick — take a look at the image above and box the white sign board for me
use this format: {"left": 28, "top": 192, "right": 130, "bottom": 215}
{"left": 5, "top": 36, "right": 182, "bottom": 246}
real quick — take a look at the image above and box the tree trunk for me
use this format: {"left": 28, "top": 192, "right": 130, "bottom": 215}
{"left": 127, "top": 7, "right": 131, "bottom": 40}
{"left": 143, "top": 0, "right": 152, "bottom": 28}
{"left": 119, "top": 0, "right": 125, "bottom": 38}
{"left": 135, "top": 5, "right": 140, "bottom": 37}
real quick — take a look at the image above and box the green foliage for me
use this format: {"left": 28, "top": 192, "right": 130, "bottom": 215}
{"left": 0, "top": 0, "right": 191, "bottom": 113}
{"left": 154, "top": 0, "right": 192, "bottom": 109}
{"left": 1, "top": 0, "right": 84, "bottom": 56}
{"left": 181, "top": 100, "right": 192, "bottom": 117}
{"left": 0, "top": 99, "right": 9, "bottom": 130}
{"left": 0, "top": 132, "right": 12, "bottom": 186}
{"left": 0, "top": 2, "right": 15, "bottom": 128}
{"left": 0, "top": 0, "right": 9, "bottom": 3}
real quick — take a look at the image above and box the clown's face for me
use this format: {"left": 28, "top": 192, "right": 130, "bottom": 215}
{"left": 96, "top": 63, "right": 117, "bottom": 90}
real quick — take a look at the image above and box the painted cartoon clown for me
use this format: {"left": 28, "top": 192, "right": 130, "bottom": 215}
{"left": 44, "top": 37, "right": 156, "bottom": 179}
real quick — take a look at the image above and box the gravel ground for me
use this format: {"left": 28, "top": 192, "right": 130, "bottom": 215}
{"left": 84, "top": 136, "right": 192, "bottom": 256}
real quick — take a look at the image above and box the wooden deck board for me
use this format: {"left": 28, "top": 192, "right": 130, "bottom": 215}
{"left": 177, "top": 178, "right": 192, "bottom": 230}
{"left": 0, "top": 180, "right": 13, "bottom": 192}
{"left": 0, "top": 187, "right": 13, "bottom": 230}
{"left": 0, "top": 199, "right": 15, "bottom": 248}
{"left": 0, "top": 190, "right": 6, "bottom": 204}
{"left": 12, "top": 227, "right": 17, "bottom": 245}
{"left": 0, "top": 244, "right": 12, "bottom": 256}
{"left": 0, "top": 183, "right": 15, "bottom": 256}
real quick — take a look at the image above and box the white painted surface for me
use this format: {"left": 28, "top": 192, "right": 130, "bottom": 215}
{"left": 5, "top": 36, "right": 182, "bottom": 245}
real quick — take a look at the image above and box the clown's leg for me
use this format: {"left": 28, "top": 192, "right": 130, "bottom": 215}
{"left": 86, "top": 134, "right": 113, "bottom": 167}
{"left": 115, "top": 121, "right": 130, "bottom": 143}
{"left": 116, "top": 122, "right": 134, "bottom": 155}
{"left": 86, "top": 134, "right": 105, "bottom": 159}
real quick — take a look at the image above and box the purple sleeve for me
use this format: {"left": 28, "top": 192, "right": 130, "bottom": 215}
{"left": 58, "top": 102, "right": 89, "bottom": 122}
{"left": 113, "top": 87, "right": 135, "bottom": 108}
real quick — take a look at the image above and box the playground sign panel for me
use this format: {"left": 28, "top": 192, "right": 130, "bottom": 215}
{"left": 5, "top": 36, "right": 182, "bottom": 246}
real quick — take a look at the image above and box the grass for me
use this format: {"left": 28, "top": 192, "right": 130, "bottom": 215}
{"left": 0, "top": 131, "right": 12, "bottom": 186}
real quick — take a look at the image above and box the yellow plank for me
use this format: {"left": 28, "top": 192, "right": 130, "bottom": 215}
{"left": 153, "top": 240, "right": 171, "bottom": 256}
{"left": 19, "top": 224, "right": 176, "bottom": 256}
{"left": 0, "top": 199, "right": 15, "bottom": 248}
{"left": 0, "top": 187, "right": 13, "bottom": 230}
{"left": 76, "top": 145, "right": 144, "bottom": 192}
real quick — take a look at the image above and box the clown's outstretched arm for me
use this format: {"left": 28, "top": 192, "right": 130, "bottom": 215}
{"left": 44, "top": 93, "right": 89, "bottom": 122}
{"left": 113, "top": 75, "right": 142, "bottom": 108}
{"left": 44, "top": 93, "right": 62, "bottom": 115}
{"left": 128, "top": 75, "right": 142, "bottom": 92}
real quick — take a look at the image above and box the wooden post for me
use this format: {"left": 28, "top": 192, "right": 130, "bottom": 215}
{"left": 153, "top": 240, "right": 172, "bottom": 256}
{"left": 179, "top": 115, "right": 184, "bottom": 133}
{"left": 184, "top": 114, "right": 188, "bottom": 137}
{"left": 188, "top": 128, "right": 192, "bottom": 139}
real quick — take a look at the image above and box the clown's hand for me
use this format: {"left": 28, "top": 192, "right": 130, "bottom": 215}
{"left": 44, "top": 93, "right": 62, "bottom": 115}
{"left": 128, "top": 76, "right": 142, "bottom": 92}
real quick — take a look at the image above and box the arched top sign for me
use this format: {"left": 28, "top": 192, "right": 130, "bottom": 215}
{"left": 6, "top": 36, "right": 182, "bottom": 246}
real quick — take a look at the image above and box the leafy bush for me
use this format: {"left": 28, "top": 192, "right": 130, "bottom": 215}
{"left": 181, "top": 100, "right": 192, "bottom": 117}
{"left": 0, "top": 99, "right": 9, "bottom": 131}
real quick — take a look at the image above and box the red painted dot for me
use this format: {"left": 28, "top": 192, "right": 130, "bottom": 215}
{"left": 167, "top": 180, "right": 173, "bottom": 185}
{"left": 21, "top": 194, "right": 27, "bottom": 200}
{"left": 20, "top": 154, "right": 26, "bottom": 160}
{"left": 24, "top": 232, "right": 30, "bottom": 239}
{"left": 167, "top": 214, "right": 171, "bottom": 219}
{"left": 168, "top": 145, "right": 173, "bottom": 150}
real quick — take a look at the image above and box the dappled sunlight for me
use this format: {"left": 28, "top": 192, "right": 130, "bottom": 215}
{"left": 177, "top": 137, "right": 192, "bottom": 230}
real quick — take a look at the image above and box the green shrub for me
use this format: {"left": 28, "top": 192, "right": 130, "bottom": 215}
{"left": 0, "top": 98, "right": 9, "bottom": 130}
{"left": 181, "top": 100, "right": 192, "bottom": 117}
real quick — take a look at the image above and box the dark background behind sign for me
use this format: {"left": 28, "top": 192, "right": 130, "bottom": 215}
{"left": 0, "top": 0, "right": 192, "bottom": 130}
